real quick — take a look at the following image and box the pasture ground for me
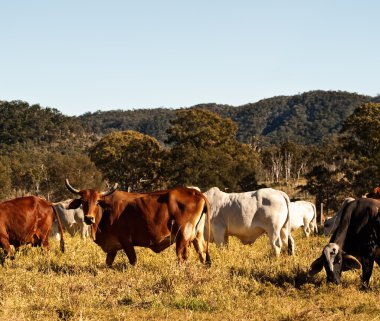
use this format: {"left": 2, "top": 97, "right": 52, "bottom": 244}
{"left": 1, "top": 231, "right": 380, "bottom": 321}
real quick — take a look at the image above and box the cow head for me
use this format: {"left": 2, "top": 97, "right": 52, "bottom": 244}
{"left": 65, "top": 179, "right": 118, "bottom": 225}
{"left": 309, "top": 243, "right": 362, "bottom": 284}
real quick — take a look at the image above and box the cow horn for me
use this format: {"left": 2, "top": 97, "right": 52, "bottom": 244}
{"left": 65, "top": 179, "right": 81, "bottom": 194}
{"left": 100, "top": 183, "right": 118, "bottom": 197}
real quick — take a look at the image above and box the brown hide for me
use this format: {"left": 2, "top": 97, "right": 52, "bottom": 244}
{"left": 68, "top": 186, "right": 211, "bottom": 267}
{"left": 367, "top": 187, "right": 380, "bottom": 199}
{"left": 0, "top": 196, "right": 64, "bottom": 257}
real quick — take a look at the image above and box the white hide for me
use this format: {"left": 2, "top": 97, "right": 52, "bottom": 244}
{"left": 289, "top": 201, "right": 318, "bottom": 237}
{"left": 203, "top": 187, "right": 294, "bottom": 256}
{"left": 52, "top": 199, "right": 89, "bottom": 240}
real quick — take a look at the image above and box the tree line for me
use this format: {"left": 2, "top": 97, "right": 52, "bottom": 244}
{"left": 78, "top": 90, "right": 377, "bottom": 145}
{"left": 0, "top": 97, "right": 379, "bottom": 217}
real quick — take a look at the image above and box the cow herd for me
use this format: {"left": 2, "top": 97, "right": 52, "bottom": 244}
{"left": 0, "top": 181, "right": 380, "bottom": 288}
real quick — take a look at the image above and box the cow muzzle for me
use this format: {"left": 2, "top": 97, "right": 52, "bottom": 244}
{"left": 84, "top": 215, "right": 96, "bottom": 225}
{"left": 326, "top": 272, "right": 340, "bottom": 284}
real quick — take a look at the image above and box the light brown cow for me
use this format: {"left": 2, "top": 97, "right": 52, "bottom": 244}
{"left": 0, "top": 196, "right": 64, "bottom": 260}
{"left": 65, "top": 180, "right": 211, "bottom": 267}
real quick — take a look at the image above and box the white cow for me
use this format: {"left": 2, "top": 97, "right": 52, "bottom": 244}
{"left": 202, "top": 187, "right": 294, "bottom": 256}
{"left": 51, "top": 199, "right": 89, "bottom": 240}
{"left": 289, "top": 201, "right": 318, "bottom": 237}
{"left": 323, "top": 197, "right": 355, "bottom": 236}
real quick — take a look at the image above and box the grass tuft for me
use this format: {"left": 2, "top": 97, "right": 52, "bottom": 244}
{"left": 56, "top": 307, "right": 75, "bottom": 321}
{"left": 172, "top": 297, "right": 214, "bottom": 312}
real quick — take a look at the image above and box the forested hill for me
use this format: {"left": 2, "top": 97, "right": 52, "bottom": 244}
{"left": 0, "top": 91, "right": 376, "bottom": 150}
{"left": 0, "top": 100, "right": 88, "bottom": 152}
{"left": 79, "top": 108, "right": 175, "bottom": 143}
{"left": 78, "top": 90, "right": 375, "bottom": 145}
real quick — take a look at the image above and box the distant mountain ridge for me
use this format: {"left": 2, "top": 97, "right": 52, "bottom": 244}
{"left": 0, "top": 91, "right": 376, "bottom": 150}
{"left": 78, "top": 90, "right": 375, "bottom": 145}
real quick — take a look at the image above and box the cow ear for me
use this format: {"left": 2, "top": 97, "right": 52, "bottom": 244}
{"left": 342, "top": 254, "right": 361, "bottom": 271}
{"left": 309, "top": 256, "right": 324, "bottom": 276}
{"left": 68, "top": 199, "right": 82, "bottom": 209}
{"left": 97, "top": 200, "right": 107, "bottom": 209}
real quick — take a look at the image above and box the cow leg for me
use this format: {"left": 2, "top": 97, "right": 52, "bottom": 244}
{"left": 268, "top": 229, "right": 282, "bottom": 257}
{"left": 35, "top": 226, "right": 51, "bottom": 251}
{"left": 212, "top": 223, "right": 228, "bottom": 246}
{"left": 80, "top": 222, "right": 88, "bottom": 239}
{"left": 41, "top": 235, "right": 50, "bottom": 251}
{"left": 123, "top": 245, "right": 137, "bottom": 266}
{"left": 106, "top": 251, "right": 118, "bottom": 267}
{"left": 51, "top": 222, "right": 60, "bottom": 241}
{"left": 288, "top": 233, "right": 295, "bottom": 255}
{"left": 176, "top": 236, "right": 190, "bottom": 264}
{"left": 361, "top": 257, "right": 375, "bottom": 288}
{"left": 192, "top": 233, "right": 207, "bottom": 264}
{"left": 0, "top": 232, "right": 13, "bottom": 260}
{"left": 303, "top": 226, "right": 311, "bottom": 237}
{"left": 42, "top": 226, "right": 52, "bottom": 250}
{"left": 280, "top": 226, "right": 295, "bottom": 255}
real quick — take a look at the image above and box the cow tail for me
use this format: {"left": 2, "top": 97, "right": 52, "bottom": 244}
{"left": 282, "top": 192, "right": 294, "bottom": 255}
{"left": 311, "top": 202, "right": 318, "bottom": 234}
{"left": 52, "top": 205, "right": 65, "bottom": 253}
{"left": 202, "top": 195, "right": 212, "bottom": 267}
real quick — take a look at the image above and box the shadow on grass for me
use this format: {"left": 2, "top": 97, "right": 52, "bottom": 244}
{"left": 118, "top": 296, "right": 153, "bottom": 309}
{"left": 172, "top": 297, "right": 215, "bottom": 312}
{"left": 107, "top": 261, "right": 130, "bottom": 271}
{"left": 56, "top": 307, "right": 75, "bottom": 321}
{"left": 38, "top": 262, "right": 98, "bottom": 276}
{"left": 230, "top": 266, "right": 323, "bottom": 289}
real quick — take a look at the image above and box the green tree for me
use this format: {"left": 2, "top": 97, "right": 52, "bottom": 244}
{"left": 261, "top": 145, "right": 282, "bottom": 183}
{"left": 0, "top": 156, "right": 12, "bottom": 200}
{"left": 0, "top": 100, "right": 87, "bottom": 151}
{"left": 2, "top": 145, "right": 103, "bottom": 201}
{"left": 340, "top": 103, "right": 380, "bottom": 195}
{"left": 90, "top": 130, "right": 166, "bottom": 191}
{"left": 341, "top": 103, "right": 380, "bottom": 158}
{"left": 43, "top": 152, "right": 103, "bottom": 201}
{"left": 7, "top": 148, "right": 48, "bottom": 197}
{"left": 165, "top": 109, "right": 259, "bottom": 191}
{"left": 300, "top": 165, "right": 349, "bottom": 219}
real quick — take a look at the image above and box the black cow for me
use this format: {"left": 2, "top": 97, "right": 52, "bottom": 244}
{"left": 309, "top": 198, "right": 380, "bottom": 286}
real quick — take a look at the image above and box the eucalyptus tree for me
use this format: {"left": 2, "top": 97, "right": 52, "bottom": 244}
{"left": 90, "top": 130, "right": 167, "bottom": 192}
{"left": 165, "top": 109, "right": 260, "bottom": 191}
{"left": 340, "top": 102, "right": 380, "bottom": 195}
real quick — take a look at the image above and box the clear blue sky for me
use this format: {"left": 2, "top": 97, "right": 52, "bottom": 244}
{"left": 1, "top": 1, "right": 379, "bottom": 116}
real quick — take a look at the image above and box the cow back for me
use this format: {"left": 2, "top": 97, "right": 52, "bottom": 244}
{"left": 0, "top": 196, "right": 54, "bottom": 245}
{"left": 331, "top": 198, "right": 380, "bottom": 254}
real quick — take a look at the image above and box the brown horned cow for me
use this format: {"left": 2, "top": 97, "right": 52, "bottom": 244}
{"left": 65, "top": 180, "right": 211, "bottom": 267}
{"left": 0, "top": 196, "right": 65, "bottom": 260}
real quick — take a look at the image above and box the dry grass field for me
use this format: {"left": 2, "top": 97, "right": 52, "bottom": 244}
{"left": 1, "top": 230, "right": 380, "bottom": 321}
